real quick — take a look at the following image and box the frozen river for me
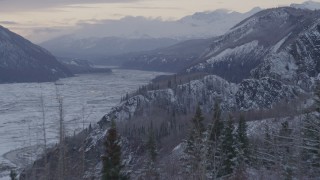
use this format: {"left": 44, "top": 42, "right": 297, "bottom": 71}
{"left": 0, "top": 68, "right": 168, "bottom": 178}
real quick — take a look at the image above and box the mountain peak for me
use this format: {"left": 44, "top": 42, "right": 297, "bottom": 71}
{"left": 250, "top": 6, "right": 262, "bottom": 12}
{"left": 290, "top": 0, "right": 320, "bottom": 10}
{"left": 187, "top": 7, "right": 320, "bottom": 83}
{"left": 232, "top": 7, "right": 314, "bottom": 32}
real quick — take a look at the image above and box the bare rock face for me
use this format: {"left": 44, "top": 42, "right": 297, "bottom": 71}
{"left": 0, "top": 26, "right": 72, "bottom": 83}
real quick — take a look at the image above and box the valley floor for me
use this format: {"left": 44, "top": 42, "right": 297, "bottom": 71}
{"left": 0, "top": 69, "right": 169, "bottom": 178}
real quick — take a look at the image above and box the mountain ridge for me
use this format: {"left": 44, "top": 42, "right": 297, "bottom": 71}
{"left": 39, "top": 7, "right": 261, "bottom": 63}
{"left": 0, "top": 25, "right": 73, "bottom": 83}
{"left": 186, "top": 7, "right": 320, "bottom": 84}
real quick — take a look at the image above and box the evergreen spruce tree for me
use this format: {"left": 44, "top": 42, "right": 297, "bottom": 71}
{"left": 302, "top": 104, "right": 320, "bottom": 175}
{"left": 278, "top": 121, "right": 294, "bottom": 180}
{"left": 89, "top": 123, "right": 93, "bottom": 132}
{"left": 145, "top": 123, "right": 159, "bottom": 179}
{"left": 220, "top": 115, "right": 236, "bottom": 176}
{"left": 10, "top": 170, "right": 17, "bottom": 180}
{"left": 207, "top": 101, "right": 223, "bottom": 178}
{"left": 101, "top": 120, "right": 128, "bottom": 180}
{"left": 278, "top": 121, "right": 292, "bottom": 153}
{"left": 262, "top": 124, "right": 275, "bottom": 169}
{"left": 192, "top": 105, "right": 205, "bottom": 135}
{"left": 210, "top": 101, "right": 223, "bottom": 141}
{"left": 184, "top": 105, "right": 206, "bottom": 178}
{"left": 147, "top": 126, "right": 157, "bottom": 163}
{"left": 298, "top": 84, "right": 320, "bottom": 177}
{"left": 236, "top": 114, "right": 250, "bottom": 164}
{"left": 168, "top": 80, "right": 172, "bottom": 88}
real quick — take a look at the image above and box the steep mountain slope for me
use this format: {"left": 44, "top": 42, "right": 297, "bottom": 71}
{"left": 0, "top": 26, "right": 72, "bottom": 83}
{"left": 187, "top": 7, "right": 320, "bottom": 85}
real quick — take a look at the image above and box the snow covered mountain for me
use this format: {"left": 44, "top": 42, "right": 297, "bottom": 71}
{"left": 0, "top": 26, "right": 72, "bottom": 83}
{"left": 40, "top": 8, "right": 261, "bottom": 64}
{"left": 114, "top": 38, "right": 214, "bottom": 72}
{"left": 178, "top": 7, "right": 261, "bottom": 37}
{"left": 109, "top": 8, "right": 262, "bottom": 72}
{"left": 69, "top": 7, "right": 261, "bottom": 40}
{"left": 187, "top": 7, "right": 320, "bottom": 87}
{"left": 291, "top": 0, "right": 320, "bottom": 10}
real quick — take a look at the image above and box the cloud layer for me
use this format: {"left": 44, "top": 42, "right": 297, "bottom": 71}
{"left": 0, "top": 0, "right": 140, "bottom": 11}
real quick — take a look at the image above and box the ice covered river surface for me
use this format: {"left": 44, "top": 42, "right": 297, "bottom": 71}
{"left": 0, "top": 68, "right": 168, "bottom": 179}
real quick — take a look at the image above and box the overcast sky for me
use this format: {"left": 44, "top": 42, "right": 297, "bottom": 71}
{"left": 0, "top": 0, "right": 315, "bottom": 42}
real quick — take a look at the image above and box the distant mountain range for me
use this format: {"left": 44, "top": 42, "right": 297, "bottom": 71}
{"left": 40, "top": 7, "right": 261, "bottom": 62}
{"left": 41, "top": 37, "right": 180, "bottom": 61}
{"left": 116, "top": 38, "right": 215, "bottom": 72}
{"left": 115, "top": 1, "right": 320, "bottom": 73}
{"left": 69, "top": 7, "right": 262, "bottom": 40}
{"left": 0, "top": 26, "right": 72, "bottom": 83}
{"left": 290, "top": 0, "right": 320, "bottom": 10}
{"left": 40, "top": 1, "right": 320, "bottom": 70}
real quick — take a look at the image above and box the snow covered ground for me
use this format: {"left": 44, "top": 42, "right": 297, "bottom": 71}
{"left": 0, "top": 68, "right": 168, "bottom": 179}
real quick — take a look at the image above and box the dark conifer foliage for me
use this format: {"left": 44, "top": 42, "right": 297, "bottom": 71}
{"left": 210, "top": 101, "right": 223, "bottom": 142}
{"left": 302, "top": 113, "right": 320, "bottom": 172}
{"left": 220, "top": 115, "right": 236, "bottom": 176}
{"left": 237, "top": 114, "right": 250, "bottom": 164}
{"left": 184, "top": 105, "right": 206, "bottom": 179}
{"left": 192, "top": 105, "right": 205, "bottom": 135}
{"left": 300, "top": 86, "right": 320, "bottom": 175}
{"left": 147, "top": 125, "right": 158, "bottom": 163}
{"left": 277, "top": 121, "right": 294, "bottom": 180}
{"left": 10, "top": 170, "right": 17, "bottom": 180}
{"left": 101, "top": 120, "right": 128, "bottom": 180}
{"left": 145, "top": 123, "right": 159, "bottom": 179}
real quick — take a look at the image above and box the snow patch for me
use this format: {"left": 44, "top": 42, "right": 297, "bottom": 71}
{"left": 206, "top": 40, "right": 260, "bottom": 64}
{"left": 272, "top": 33, "right": 291, "bottom": 53}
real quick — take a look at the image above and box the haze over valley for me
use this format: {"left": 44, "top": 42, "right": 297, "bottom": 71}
{"left": 1, "top": 1, "right": 320, "bottom": 180}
